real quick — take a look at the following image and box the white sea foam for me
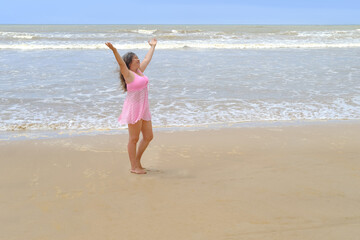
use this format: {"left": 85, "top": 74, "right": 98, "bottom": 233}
{"left": 2, "top": 42, "right": 360, "bottom": 50}
{"left": 1, "top": 97, "right": 359, "bottom": 131}
{"left": 131, "top": 29, "right": 157, "bottom": 35}
{"left": 13, "top": 35, "right": 34, "bottom": 39}
{"left": 1, "top": 25, "right": 360, "bottom": 50}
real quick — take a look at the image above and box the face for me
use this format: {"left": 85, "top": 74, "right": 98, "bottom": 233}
{"left": 130, "top": 55, "right": 140, "bottom": 70}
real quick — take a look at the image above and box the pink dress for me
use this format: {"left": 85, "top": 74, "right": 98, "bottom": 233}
{"left": 118, "top": 69, "right": 151, "bottom": 125}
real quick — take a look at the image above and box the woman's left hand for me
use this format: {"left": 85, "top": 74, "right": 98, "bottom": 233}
{"left": 148, "top": 38, "right": 157, "bottom": 47}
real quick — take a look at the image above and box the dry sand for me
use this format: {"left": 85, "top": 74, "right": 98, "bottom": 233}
{"left": 1, "top": 121, "right": 360, "bottom": 240}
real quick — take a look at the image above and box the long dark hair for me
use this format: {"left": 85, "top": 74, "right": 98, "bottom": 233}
{"left": 120, "top": 52, "right": 136, "bottom": 92}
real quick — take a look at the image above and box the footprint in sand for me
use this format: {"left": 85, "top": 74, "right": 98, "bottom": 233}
{"left": 66, "top": 161, "right": 72, "bottom": 168}
{"left": 227, "top": 146, "right": 244, "bottom": 156}
{"left": 97, "top": 170, "right": 110, "bottom": 179}
{"left": 83, "top": 168, "right": 110, "bottom": 179}
{"left": 55, "top": 186, "right": 83, "bottom": 199}
{"left": 83, "top": 168, "right": 95, "bottom": 178}
{"left": 178, "top": 152, "right": 190, "bottom": 158}
{"left": 30, "top": 174, "right": 39, "bottom": 186}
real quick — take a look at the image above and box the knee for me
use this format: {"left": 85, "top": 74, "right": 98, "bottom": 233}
{"left": 129, "top": 136, "right": 140, "bottom": 145}
{"left": 143, "top": 134, "right": 153, "bottom": 143}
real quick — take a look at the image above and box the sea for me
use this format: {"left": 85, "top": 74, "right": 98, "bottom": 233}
{"left": 1, "top": 24, "right": 360, "bottom": 139}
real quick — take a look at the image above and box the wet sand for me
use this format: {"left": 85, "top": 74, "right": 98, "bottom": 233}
{"left": 1, "top": 121, "right": 360, "bottom": 240}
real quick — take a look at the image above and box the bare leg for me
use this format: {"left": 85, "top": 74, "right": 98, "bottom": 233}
{"left": 136, "top": 120, "right": 153, "bottom": 169}
{"left": 127, "top": 120, "right": 146, "bottom": 174}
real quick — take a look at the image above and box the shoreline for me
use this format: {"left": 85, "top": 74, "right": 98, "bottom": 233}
{"left": 1, "top": 119, "right": 360, "bottom": 142}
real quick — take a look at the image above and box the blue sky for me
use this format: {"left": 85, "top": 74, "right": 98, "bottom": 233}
{"left": 1, "top": 0, "right": 359, "bottom": 24}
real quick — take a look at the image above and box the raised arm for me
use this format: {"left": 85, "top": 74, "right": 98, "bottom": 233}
{"left": 140, "top": 38, "right": 157, "bottom": 73}
{"left": 105, "top": 42, "right": 133, "bottom": 83}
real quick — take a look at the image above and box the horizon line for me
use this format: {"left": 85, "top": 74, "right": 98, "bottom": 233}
{"left": 1, "top": 23, "right": 360, "bottom": 26}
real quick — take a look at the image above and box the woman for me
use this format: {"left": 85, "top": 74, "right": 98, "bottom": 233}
{"left": 105, "top": 38, "right": 157, "bottom": 174}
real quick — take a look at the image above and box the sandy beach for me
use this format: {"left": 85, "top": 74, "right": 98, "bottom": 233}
{"left": 1, "top": 121, "right": 360, "bottom": 240}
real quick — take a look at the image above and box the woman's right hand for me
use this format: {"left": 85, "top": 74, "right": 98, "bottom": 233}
{"left": 105, "top": 42, "right": 116, "bottom": 51}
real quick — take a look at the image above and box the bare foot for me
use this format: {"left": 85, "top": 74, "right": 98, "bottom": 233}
{"left": 130, "top": 168, "right": 147, "bottom": 174}
{"left": 138, "top": 163, "right": 145, "bottom": 170}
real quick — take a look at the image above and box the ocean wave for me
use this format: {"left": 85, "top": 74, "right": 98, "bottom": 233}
{"left": 13, "top": 34, "right": 34, "bottom": 39}
{"left": 279, "top": 31, "right": 299, "bottom": 36}
{"left": 0, "top": 31, "right": 112, "bottom": 41}
{"left": 296, "top": 30, "right": 360, "bottom": 38}
{"left": 2, "top": 42, "right": 360, "bottom": 50}
{"left": 2, "top": 28, "right": 360, "bottom": 45}
{"left": 0, "top": 31, "right": 37, "bottom": 39}
{"left": 130, "top": 29, "right": 157, "bottom": 35}
{"left": 1, "top": 97, "right": 359, "bottom": 131}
